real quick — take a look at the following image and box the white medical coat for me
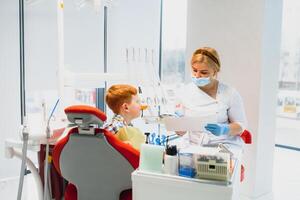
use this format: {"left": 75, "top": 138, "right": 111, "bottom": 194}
{"left": 176, "top": 82, "right": 247, "bottom": 148}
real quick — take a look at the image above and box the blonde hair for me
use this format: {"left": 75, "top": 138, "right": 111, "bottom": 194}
{"left": 105, "top": 84, "right": 137, "bottom": 114}
{"left": 191, "top": 47, "right": 221, "bottom": 72}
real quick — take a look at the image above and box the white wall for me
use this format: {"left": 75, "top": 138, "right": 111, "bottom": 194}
{"left": 186, "top": 0, "right": 282, "bottom": 199}
{"left": 0, "top": 0, "right": 22, "bottom": 181}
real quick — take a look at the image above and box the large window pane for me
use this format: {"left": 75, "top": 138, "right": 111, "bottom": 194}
{"left": 25, "top": 1, "right": 101, "bottom": 131}
{"left": 160, "top": 0, "right": 187, "bottom": 115}
{"left": 161, "top": 0, "right": 187, "bottom": 84}
{"left": 277, "top": 0, "right": 300, "bottom": 148}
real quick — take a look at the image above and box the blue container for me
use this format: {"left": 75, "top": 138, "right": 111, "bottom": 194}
{"left": 178, "top": 167, "right": 196, "bottom": 178}
{"left": 178, "top": 153, "right": 196, "bottom": 178}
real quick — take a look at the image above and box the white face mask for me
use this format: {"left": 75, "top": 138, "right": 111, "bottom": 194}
{"left": 191, "top": 76, "right": 211, "bottom": 87}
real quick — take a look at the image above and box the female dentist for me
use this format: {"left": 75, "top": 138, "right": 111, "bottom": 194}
{"left": 176, "top": 47, "right": 247, "bottom": 148}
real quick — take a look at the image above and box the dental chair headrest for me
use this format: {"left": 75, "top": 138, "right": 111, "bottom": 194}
{"left": 65, "top": 105, "right": 107, "bottom": 127}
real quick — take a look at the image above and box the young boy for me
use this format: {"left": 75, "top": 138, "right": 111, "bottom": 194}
{"left": 103, "top": 84, "right": 146, "bottom": 150}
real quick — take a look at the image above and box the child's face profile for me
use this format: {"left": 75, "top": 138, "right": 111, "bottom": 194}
{"left": 126, "top": 95, "right": 141, "bottom": 119}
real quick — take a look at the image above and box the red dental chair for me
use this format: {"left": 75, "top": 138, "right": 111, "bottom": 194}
{"left": 52, "top": 105, "right": 140, "bottom": 200}
{"left": 240, "top": 129, "right": 252, "bottom": 145}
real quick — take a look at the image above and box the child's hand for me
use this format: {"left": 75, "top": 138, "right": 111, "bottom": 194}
{"left": 123, "top": 141, "right": 131, "bottom": 145}
{"left": 175, "top": 131, "right": 187, "bottom": 136}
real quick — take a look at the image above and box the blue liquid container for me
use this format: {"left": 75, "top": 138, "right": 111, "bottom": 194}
{"left": 178, "top": 153, "right": 196, "bottom": 178}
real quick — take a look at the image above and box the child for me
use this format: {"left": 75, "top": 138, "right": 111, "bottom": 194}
{"left": 103, "top": 84, "right": 146, "bottom": 150}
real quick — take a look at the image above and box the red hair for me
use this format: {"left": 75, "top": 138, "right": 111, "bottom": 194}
{"left": 105, "top": 84, "right": 137, "bottom": 114}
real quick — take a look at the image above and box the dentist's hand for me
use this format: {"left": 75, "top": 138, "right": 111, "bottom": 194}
{"left": 205, "top": 123, "right": 230, "bottom": 136}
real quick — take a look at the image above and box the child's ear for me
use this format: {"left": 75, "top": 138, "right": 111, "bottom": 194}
{"left": 121, "top": 103, "right": 130, "bottom": 112}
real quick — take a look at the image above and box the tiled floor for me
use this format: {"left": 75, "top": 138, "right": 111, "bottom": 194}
{"left": 273, "top": 117, "right": 300, "bottom": 200}
{"left": 273, "top": 147, "right": 300, "bottom": 200}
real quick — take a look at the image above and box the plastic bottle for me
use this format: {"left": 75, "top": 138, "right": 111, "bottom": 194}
{"left": 163, "top": 145, "right": 178, "bottom": 175}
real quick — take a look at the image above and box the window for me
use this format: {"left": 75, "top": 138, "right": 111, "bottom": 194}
{"left": 161, "top": 0, "right": 187, "bottom": 84}
{"left": 160, "top": 0, "right": 187, "bottom": 115}
{"left": 24, "top": 1, "right": 102, "bottom": 130}
{"left": 276, "top": 0, "right": 300, "bottom": 148}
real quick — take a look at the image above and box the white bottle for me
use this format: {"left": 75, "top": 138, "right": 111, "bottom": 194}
{"left": 164, "top": 145, "right": 178, "bottom": 175}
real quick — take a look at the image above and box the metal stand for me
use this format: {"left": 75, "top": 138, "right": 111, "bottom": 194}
{"left": 17, "top": 125, "right": 29, "bottom": 200}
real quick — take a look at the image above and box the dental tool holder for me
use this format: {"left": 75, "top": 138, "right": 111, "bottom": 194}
{"left": 125, "top": 47, "right": 168, "bottom": 116}
{"left": 195, "top": 152, "right": 230, "bottom": 181}
{"left": 177, "top": 146, "right": 232, "bottom": 182}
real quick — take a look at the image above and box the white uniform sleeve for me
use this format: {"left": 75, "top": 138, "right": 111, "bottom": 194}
{"left": 228, "top": 88, "right": 248, "bottom": 131}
